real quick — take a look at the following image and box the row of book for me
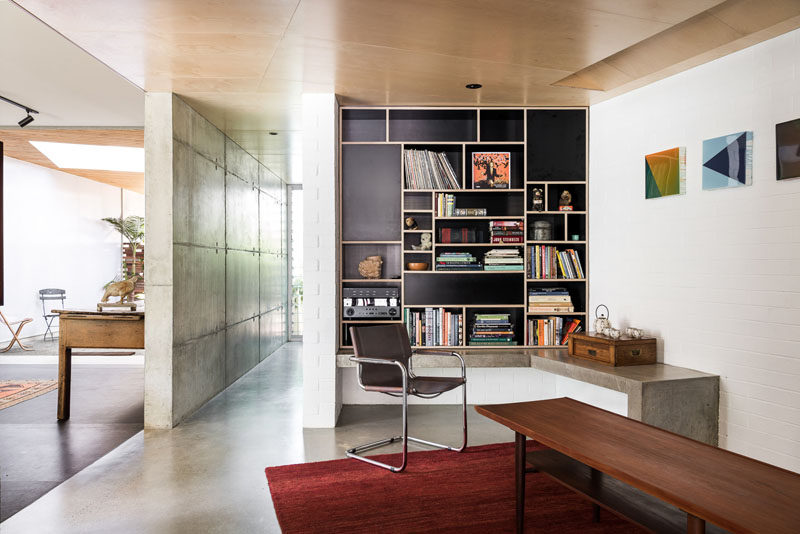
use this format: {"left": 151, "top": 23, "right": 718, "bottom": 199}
{"left": 438, "top": 227, "right": 485, "bottom": 244}
{"left": 528, "top": 246, "right": 585, "bottom": 279}
{"left": 490, "top": 220, "right": 523, "bottom": 244}
{"left": 526, "top": 317, "right": 583, "bottom": 346}
{"left": 528, "top": 287, "right": 573, "bottom": 313}
{"left": 405, "top": 308, "right": 463, "bottom": 347}
{"left": 434, "top": 193, "right": 487, "bottom": 217}
{"left": 484, "top": 248, "right": 523, "bottom": 271}
{"left": 470, "top": 313, "right": 516, "bottom": 346}
{"left": 404, "top": 150, "right": 460, "bottom": 190}
{"left": 436, "top": 252, "right": 481, "bottom": 270}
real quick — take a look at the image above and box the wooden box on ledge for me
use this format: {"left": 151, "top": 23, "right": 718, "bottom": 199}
{"left": 568, "top": 332, "right": 657, "bottom": 366}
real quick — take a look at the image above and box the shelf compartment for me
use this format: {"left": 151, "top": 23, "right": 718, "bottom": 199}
{"left": 566, "top": 213, "right": 586, "bottom": 241}
{"left": 403, "top": 191, "right": 433, "bottom": 211}
{"left": 464, "top": 143, "right": 525, "bottom": 190}
{"left": 526, "top": 280, "right": 586, "bottom": 314}
{"left": 342, "top": 144, "right": 401, "bottom": 241}
{"left": 404, "top": 307, "right": 465, "bottom": 347}
{"left": 389, "top": 109, "right": 477, "bottom": 142}
{"left": 405, "top": 272, "right": 524, "bottom": 306}
{"left": 527, "top": 109, "right": 586, "bottom": 182}
{"left": 547, "top": 183, "right": 586, "bottom": 212}
{"left": 403, "top": 211, "right": 432, "bottom": 231}
{"left": 342, "top": 109, "right": 386, "bottom": 142}
{"left": 527, "top": 213, "right": 566, "bottom": 242}
{"left": 480, "top": 109, "right": 524, "bottom": 142}
{"left": 466, "top": 307, "right": 524, "bottom": 347}
{"left": 404, "top": 232, "right": 433, "bottom": 251}
{"left": 403, "top": 144, "right": 463, "bottom": 188}
{"left": 435, "top": 190, "right": 524, "bottom": 217}
{"left": 342, "top": 243, "right": 402, "bottom": 280}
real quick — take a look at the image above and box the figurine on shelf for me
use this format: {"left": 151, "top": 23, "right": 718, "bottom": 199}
{"left": 404, "top": 216, "right": 418, "bottom": 230}
{"left": 358, "top": 255, "right": 383, "bottom": 279}
{"left": 411, "top": 232, "right": 432, "bottom": 250}
{"left": 559, "top": 190, "right": 573, "bottom": 211}
{"left": 531, "top": 188, "right": 544, "bottom": 212}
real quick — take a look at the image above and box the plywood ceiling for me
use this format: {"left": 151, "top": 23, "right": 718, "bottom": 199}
{"left": 0, "top": 129, "right": 144, "bottom": 193}
{"left": 12, "top": 0, "right": 800, "bottom": 183}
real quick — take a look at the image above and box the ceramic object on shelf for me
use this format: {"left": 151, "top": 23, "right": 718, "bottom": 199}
{"left": 626, "top": 327, "right": 644, "bottom": 339}
{"left": 593, "top": 304, "right": 611, "bottom": 333}
{"left": 358, "top": 255, "right": 383, "bottom": 279}
{"left": 406, "top": 262, "right": 429, "bottom": 271}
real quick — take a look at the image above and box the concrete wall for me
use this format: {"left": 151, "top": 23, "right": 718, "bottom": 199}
{"left": 589, "top": 28, "right": 800, "bottom": 472}
{"left": 302, "top": 93, "right": 340, "bottom": 428}
{"left": 1, "top": 156, "right": 143, "bottom": 341}
{"left": 145, "top": 94, "right": 287, "bottom": 428}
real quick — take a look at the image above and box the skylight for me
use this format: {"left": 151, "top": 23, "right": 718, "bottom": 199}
{"left": 29, "top": 141, "right": 144, "bottom": 172}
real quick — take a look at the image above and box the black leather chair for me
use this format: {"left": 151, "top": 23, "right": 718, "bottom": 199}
{"left": 347, "top": 324, "right": 467, "bottom": 472}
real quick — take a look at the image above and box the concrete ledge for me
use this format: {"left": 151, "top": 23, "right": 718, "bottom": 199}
{"left": 338, "top": 349, "right": 720, "bottom": 445}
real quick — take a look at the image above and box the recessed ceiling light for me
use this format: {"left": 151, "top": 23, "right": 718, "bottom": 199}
{"left": 30, "top": 141, "right": 144, "bottom": 172}
{"left": 269, "top": 131, "right": 278, "bottom": 135}
{"left": 466, "top": 83, "right": 482, "bottom": 90}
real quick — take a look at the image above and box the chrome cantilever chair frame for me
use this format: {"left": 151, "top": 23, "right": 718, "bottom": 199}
{"left": 346, "top": 349, "right": 467, "bottom": 473}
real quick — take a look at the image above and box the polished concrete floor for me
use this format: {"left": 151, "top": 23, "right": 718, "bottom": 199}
{"left": 0, "top": 362, "right": 144, "bottom": 521}
{"left": 0, "top": 342, "right": 513, "bottom": 533}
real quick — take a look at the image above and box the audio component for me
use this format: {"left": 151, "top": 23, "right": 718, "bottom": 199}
{"left": 343, "top": 287, "right": 400, "bottom": 319}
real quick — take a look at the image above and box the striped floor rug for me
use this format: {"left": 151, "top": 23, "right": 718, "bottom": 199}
{"left": 0, "top": 380, "right": 58, "bottom": 410}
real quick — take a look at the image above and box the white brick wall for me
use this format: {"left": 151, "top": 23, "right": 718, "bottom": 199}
{"left": 302, "top": 93, "right": 340, "bottom": 428}
{"left": 589, "top": 29, "right": 800, "bottom": 472}
{"left": 341, "top": 367, "right": 628, "bottom": 415}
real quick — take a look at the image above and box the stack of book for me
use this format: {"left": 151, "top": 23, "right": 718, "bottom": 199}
{"left": 489, "top": 220, "right": 524, "bottom": 244}
{"left": 438, "top": 227, "right": 484, "bottom": 243}
{"left": 405, "top": 308, "right": 463, "bottom": 347}
{"left": 526, "top": 317, "right": 583, "bottom": 346}
{"left": 436, "top": 252, "right": 481, "bottom": 270}
{"left": 469, "top": 314, "right": 516, "bottom": 346}
{"left": 528, "top": 246, "right": 585, "bottom": 279}
{"left": 484, "top": 249, "right": 524, "bottom": 271}
{"left": 528, "top": 287, "right": 573, "bottom": 312}
{"left": 404, "top": 149, "right": 460, "bottom": 189}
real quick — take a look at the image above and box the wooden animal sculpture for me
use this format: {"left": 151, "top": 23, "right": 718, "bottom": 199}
{"left": 102, "top": 275, "right": 140, "bottom": 303}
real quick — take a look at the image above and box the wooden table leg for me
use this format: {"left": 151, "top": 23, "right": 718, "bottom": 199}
{"left": 515, "top": 431, "right": 525, "bottom": 534}
{"left": 58, "top": 346, "right": 71, "bottom": 420}
{"left": 590, "top": 467, "right": 601, "bottom": 522}
{"left": 687, "top": 513, "right": 705, "bottom": 533}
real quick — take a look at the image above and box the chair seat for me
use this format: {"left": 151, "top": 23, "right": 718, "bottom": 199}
{"left": 3, "top": 317, "right": 33, "bottom": 326}
{"left": 364, "top": 375, "right": 465, "bottom": 396}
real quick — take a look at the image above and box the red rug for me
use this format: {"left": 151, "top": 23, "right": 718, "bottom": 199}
{"left": 0, "top": 380, "right": 58, "bottom": 410}
{"left": 265, "top": 442, "right": 645, "bottom": 533}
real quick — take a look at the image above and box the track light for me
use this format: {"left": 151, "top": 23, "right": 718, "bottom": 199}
{"left": 0, "top": 94, "right": 39, "bottom": 128}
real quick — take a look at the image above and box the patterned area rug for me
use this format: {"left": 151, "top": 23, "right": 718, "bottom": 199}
{"left": 0, "top": 380, "right": 58, "bottom": 410}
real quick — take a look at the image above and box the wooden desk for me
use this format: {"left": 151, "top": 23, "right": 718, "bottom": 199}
{"left": 476, "top": 398, "right": 800, "bottom": 534}
{"left": 54, "top": 309, "right": 144, "bottom": 420}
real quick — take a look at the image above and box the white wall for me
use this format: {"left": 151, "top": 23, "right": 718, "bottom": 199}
{"left": 590, "top": 29, "right": 800, "bottom": 472}
{"left": 2, "top": 157, "right": 143, "bottom": 341}
{"left": 302, "top": 93, "right": 340, "bottom": 427}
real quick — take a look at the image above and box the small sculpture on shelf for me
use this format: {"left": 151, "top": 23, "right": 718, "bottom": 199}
{"left": 358, "top": 256, "right": 383, "bottom": 279}
{"left": 531, "top": 188, "right": 544, "bottom": 212}
{"left": 559, "top": 190, "right": 573, "bottom": 211}
{"left": 101, "top": 275, "right": 139, "bottom": 303}
{"left": 626, "top": 327, "right": 644, "bottom": 339}
{"left": 411, "top": 232, "right": 432, "bottom": 251}
{"left": 404, "top": 216, "right": 418, "bottom": 230}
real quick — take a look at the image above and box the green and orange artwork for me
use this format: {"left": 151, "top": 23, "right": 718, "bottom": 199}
{"left": 645, "top": 147, "right": 686, "bottom": 199}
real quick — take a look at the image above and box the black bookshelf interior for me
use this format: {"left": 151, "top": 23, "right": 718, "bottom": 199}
{"left": 340, "top": 107, "right": 588, "bottom": 349}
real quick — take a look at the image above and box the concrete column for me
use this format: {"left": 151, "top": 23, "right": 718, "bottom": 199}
{"left": 302, "top": 93, "right": 340, "bottom": 428}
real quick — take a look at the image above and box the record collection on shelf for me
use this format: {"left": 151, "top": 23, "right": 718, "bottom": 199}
{"left": 404, "top": 149, "right": 460, "bottom": 189}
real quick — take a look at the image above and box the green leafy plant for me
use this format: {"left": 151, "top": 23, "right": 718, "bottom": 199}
{"left": 102, "top": 215, "right": 145, "bottom": 285}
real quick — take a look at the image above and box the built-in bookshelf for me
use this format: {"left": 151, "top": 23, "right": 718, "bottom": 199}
{"left": 339, "top": 107, "right": 588, "bottom": 350}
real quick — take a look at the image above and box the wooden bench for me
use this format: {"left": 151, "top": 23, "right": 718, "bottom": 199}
{"left": 476, "top": 398, "right": 800, "bottom": 534}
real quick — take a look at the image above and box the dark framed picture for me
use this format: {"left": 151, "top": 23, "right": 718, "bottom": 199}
{"left": 776, "top": 117, "right": 800, "bottom": 180}
{"left": 472, "top": 152, "right": 510, "bottom": 189}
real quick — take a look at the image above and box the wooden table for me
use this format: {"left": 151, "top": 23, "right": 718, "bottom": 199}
{"left": 476, "top": 398, "right": 800, "bottom": 534}
{"left": 54, "top": 309, "right": 144, "bottom": 420}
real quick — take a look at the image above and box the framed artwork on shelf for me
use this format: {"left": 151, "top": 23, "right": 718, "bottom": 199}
{"left": 702, "top": 131, "right": 753, "bottom": 190}
{"left": 645, "top": 146, "right": 686, "bottom": 199}
{"left": 472, "top": 152, "right": 510, "bottom": 189}
{"left": 776, "top": 118, "right": 800, "bottom": 181}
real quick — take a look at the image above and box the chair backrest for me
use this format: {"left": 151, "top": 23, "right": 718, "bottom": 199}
{"left": 349, "top": 324, "right": 412, "bottom": 388}
{"left": 39, "top": 288, "right": 66, "bottom": 314}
